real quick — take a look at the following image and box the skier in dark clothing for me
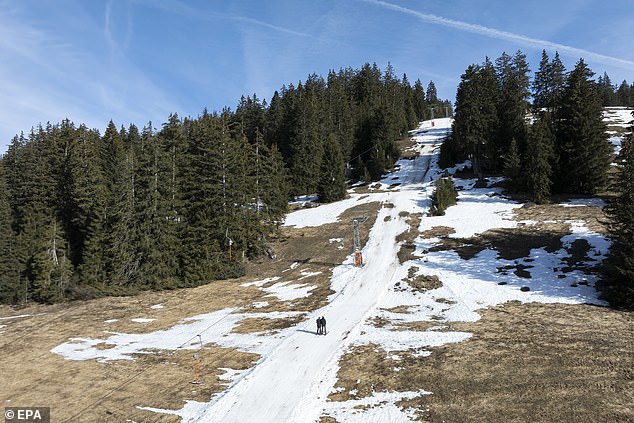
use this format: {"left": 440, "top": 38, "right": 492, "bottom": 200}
{"left": 321, "top": 316, "right": 327, "bottom": 335}
{"left": 316, "top": 317, "right": 322, "bottom": 335}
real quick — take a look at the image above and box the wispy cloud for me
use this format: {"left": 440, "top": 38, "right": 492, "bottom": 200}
{"left": 134, "top": 0, "right": 311, "bottom": 38}
{"left": 0, "top": 2, "right": 179, "bottom": 151}
{"left": 231, "top": 15, "right": 311, "bottom": 38}
{"left": 363, "top": 0, "right": 634, "bottom": 70}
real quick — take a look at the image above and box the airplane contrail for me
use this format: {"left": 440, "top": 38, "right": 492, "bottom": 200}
{"left": 363, "top": 0, "right": 634, "bottom": 70}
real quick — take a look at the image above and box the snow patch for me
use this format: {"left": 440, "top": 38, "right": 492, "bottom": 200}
{"left": 322, "top": 390, "right": 430, "bottom": 423}
{"left": 130, "top": 318, "right": 156, "bottom": 323}
{"left": 263, "top": 281, "right": 317, "bottom": 302}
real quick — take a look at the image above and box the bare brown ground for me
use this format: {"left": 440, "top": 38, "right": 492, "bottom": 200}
{"left": 325, "top": 195, "right": 633, "bottom": 422}
{"left": 0, "top": 201, "right": 380, "bottom": 422}
{"left": 330, "top": 303, "right": 633, "bottom": 423}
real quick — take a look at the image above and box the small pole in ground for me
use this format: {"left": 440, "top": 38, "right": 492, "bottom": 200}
{"left": 192, "top": 352, "right": 201, "bottom": 384}
{"left": 192, "top": 335, "right": 204, "bottom": 384}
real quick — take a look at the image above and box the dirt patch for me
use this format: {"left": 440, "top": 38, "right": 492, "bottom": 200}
{"left": 514, "top": 202, "right": 608, "bottom": 234}
{"left": 420, "top": 225, "right": 456, "bottom": 239}
{"left": 382, "top": 305, "right": 414, "bottom": 314}
{"left": 328, "top": 303, "right": 634, "bottom": 423}
{"left": 396, "top": 213, "right": 423, "bottom": 264}
{"left": 430, "top": 225, "right": 567, "bottom": 260}
{"left": 232, "top": 314, "right": 306, "bottom": 334}
{"left": 395, "top": 270, "right": 442, "bottom": 293}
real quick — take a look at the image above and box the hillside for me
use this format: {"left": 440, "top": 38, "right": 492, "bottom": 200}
{"left": 0, "top": 115, "right": 632, "bottom": 422}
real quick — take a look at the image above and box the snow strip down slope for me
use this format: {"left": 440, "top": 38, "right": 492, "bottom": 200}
{"left": 51, "top": 117, "right": 607, "bottom": 422}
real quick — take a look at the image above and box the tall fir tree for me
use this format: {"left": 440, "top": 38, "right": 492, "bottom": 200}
{"left": 452, "top": 59, "right": 500, "bottom": 178}
{"left": 0, "top": 160, "right": 20, "bottom": 303}
{"left": 554, "top": 59, "right": 611, "bottom": 194}
{"left": 412, "top": 79, "right": 427, "bottom": 121}
{"left": 100, "top": 121, "right": 139, "bottom": 287}
{"left": 605, "top": 116, "right": 634, "bottom": 308}
{"left": 28, "top": 217, "right": 73, "bottom": 303}
{"left": 318, "top": 133, "right": 347, "bottom": 203}
{"left": 495, "top": 51, "right": 530, "bottom": 171}
{"left": 502, "top": 138, "right": 522, "bottom": 191}
{"left": 525, "top": 115, "right": 555, "bottom": 204}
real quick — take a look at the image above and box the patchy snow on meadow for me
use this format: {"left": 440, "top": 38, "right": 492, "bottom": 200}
{"left": 51, "top": 309, "right": 305, "bottom": 363}
{"left": 48, "top": 117, "right": 610, "bottom": 423}
{"left": 283, "top": 193, "right": 381, "bottom": 228}
{"left": 321, "top": 390, "right": 430, "bottom": 423}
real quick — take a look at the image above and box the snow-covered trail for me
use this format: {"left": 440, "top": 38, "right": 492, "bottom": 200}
{"left": 188, "top": 122, "right": 444, "bottom": 423}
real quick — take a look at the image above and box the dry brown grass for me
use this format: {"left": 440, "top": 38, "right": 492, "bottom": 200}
{"left": 329, "top": 303, "right": 633, "bottom": 423}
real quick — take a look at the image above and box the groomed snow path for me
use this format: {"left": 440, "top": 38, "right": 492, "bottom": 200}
{"left": 188, "top": 121, "right": 447, "bottom": 423}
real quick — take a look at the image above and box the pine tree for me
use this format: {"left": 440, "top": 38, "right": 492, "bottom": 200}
{"left": 413, "top": 79, "right": 426, "bottom": 121}
{"left": 554, "top": 59, "right": 611, "bottom": 194}
{"left": 100, "top": 121, "right": 139, "bottom": 286}
{"left": 29, "top": 218, "right": 73, "bottom": 303}
{"left": 532, "top": 50, "right": 551, "bottom": 111}
{"left": 502, "top": 138, "right": 522, "bottom": 191}
{"left": 605, "top": 116, "right": 634, "bottom": 307}
{"left": 495, "top": 51, "right": 530, "bottom": 170}
{"left": 525, "top": 115, "right": 555, "bottom": 204}
{"left": 0, "top": 160, "right": 20, "bottom": 303}
{"left": 616, "top": 80, "right": 632, "bottom": 106}
{"left": 430, "top": 177, "right": 458, "bottom": 216}
{"left": 318, "top": 133, "right": 347, "bottom": 203}
{"left": 426, "top": 81, "right": 438, "bottom": 106}
{"left": 597, "top": 72, "right": 616, "bottom": 106}
{"left": 452, "top": 60, "right": 500, "bottom": 178}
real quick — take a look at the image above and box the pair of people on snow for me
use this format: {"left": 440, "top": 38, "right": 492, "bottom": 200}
{"left": 316, "top": 316, "right": 327, "bottom": 335}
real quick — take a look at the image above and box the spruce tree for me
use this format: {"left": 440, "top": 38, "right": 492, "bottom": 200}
{"left": 426, "top": 81, "right": 438, "bottom": 105}
{"left": 100, "top": 121, "right": 139, "bottom": 286}
{"left": 29, "top": 218, "right": 73, "bottom": 303}
{"left": 70, "top": 125, "right": 109, "bottom": 290}
{"left": 554, "top": 59, "right": 611, "bottom": 194}
{"left": 597, "top": 72, "right": 616, "bottom": 106}
{"left": 605, "top": 117, "right": 634, "bottom": 307}
{"left": 495, "top": 51, "right": 530, "bottom": 171}
{"left": 526, "top": 115, "right": 555, "bottom": 204}
{"left": 318, "top": 133, "right": 347, "bottom": 203}
{"left": 430, "top": 177, "right": 458, "bottom": 216}
{"left": 452, "top": 60, "right": 500, "bottom": 178}
{"left": 0, "top": 160, "right": 20, "bottom": 303}
{"left": 532, "top": 50, "right": 551, "bottom": 111}
{"left": 502, "top": 138, "right": 522, "bottom": 191}
{"left": 616, "top": 80, "right": 632, "bottom": 106}
{"left": 413, "top": 79, "right": 426, "bottom": 121}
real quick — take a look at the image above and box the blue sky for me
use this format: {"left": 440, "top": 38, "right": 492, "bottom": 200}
{"left": 1, "top": 0, "right": 633, "bottom": 153}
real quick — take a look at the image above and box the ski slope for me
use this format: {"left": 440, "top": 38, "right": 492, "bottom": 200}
{"left": 52, "top": 117, "right": 607, "bottom": 422}
{"left": 167, "top": 121, "right": 445, "bottom": 423}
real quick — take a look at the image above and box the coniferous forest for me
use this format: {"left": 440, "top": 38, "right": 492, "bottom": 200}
{"left": 445, "top": 49, "right": 634, "bottom": 307}
{"left": 0, "top": 63, "right": 451, "bottom": 304}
